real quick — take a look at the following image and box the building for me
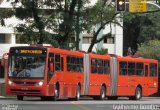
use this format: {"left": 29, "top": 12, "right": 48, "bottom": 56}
{"left": 0, "top": 0, "right": 123, "bottom": 80}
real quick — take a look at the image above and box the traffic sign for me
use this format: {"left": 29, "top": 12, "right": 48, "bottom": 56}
{"left": 129, "top": 0, "right": 147, "bottom": 12}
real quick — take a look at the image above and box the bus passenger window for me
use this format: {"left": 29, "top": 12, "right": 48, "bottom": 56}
{"left": 97, "top": 60, "right": 103, "bottom": 74}
{"left": 128, "top": 62, "right": 135, "bottom": 76}
{"left": 80, "top": 58, "right": 83, "bottom": 72}
{"left": 67, "top": 56, "right": 71, "bottom": 71}
{"left": 120, "top": 62, "right": 127, "bottom": 75}
{"left": 104, "top": 60, "right": 110, "bottom": 74}
{"left": 150, "top": 64, "right": 157, "bottom": 77}
{"left": 91, "top": 59, "right": 97, "bottom": 73}
{"left": 145, "top": 65, "right": 148, "bottom": 76}
{"left": 55, "top": 55, "right": 60, "bottom": 71}
{"left": 61, "top": 57, "right": 64, "bottom": 71}
{"left": 136, "top": 63, "right": 144, "bottom": 76}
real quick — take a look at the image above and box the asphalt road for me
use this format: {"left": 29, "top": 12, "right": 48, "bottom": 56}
{"left": 0, "top": 97, "right": 160, "bottom": 110}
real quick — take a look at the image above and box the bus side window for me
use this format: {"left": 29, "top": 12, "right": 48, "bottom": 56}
{"left": 55, "top": 54, "right": 61, "bottom": 71}
{"left": 145, "top": 65, "right": 148, "bottom": 76}
{"left": 120, "top": 62, "right": 127, "bottom": 75}
{"left": 136, "top": 63, "right": 144, "bottom": 76}
{"left": 61, "top": 57, "right": 64, "bottom": 71}
{"left": 150, "top": 63, "right": 157, "bottom": 77}
{"left": 91, "top": 59, "right": 97, "bottom": 74}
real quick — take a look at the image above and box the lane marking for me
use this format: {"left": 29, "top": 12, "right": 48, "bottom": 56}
{"left": 70, "top": 102, "right": 92, "bottom": 110}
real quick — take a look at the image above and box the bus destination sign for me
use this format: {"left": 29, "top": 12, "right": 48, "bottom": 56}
{"left": 20, "top": 50, "right": 43, "bottom": 54}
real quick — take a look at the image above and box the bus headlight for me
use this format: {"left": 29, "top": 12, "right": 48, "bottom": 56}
{"left": 154, "top": 82, "right": 157, "bottom": 87}
{"left": 8, "top": 80, "right": 14, "bottom": 85}
{"left": 37, "top": 81, "right": 43, "bottom": 86}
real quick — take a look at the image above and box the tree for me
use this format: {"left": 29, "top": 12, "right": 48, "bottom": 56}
{"left": 5, "top": 0, "right": 121, "bottom": 51}
{"left": 0, "top": 8, "right": 14, "bottom": 26}
{"left": 93, "top": 48, "right": 108, "bottom": 55}
{"left": 136, "top": 40, "right": 160, "bottom": 61}
{"left": 123, "top": 3, "right": 160, "bottom": 56}
{"left": 8, "top": 0, "right": 90, "bottom": 49}
{"left": 84, "top": 0, "right": 121, "bottom": 52}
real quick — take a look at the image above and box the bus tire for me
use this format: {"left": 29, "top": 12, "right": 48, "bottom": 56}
{"left": 108, "top": 96, "right": 118, "bottom": 100}
{"left": 134, "top": 87, "right": 142, "bottom": 100}
{"left": 99, "top": 86, "right": 106, "bottom": 100}
{"left": 17, "top": 95, "right": 23, "bottom": 100}
{"left": 75, "top": 85, "right": 81, "bottom": 101}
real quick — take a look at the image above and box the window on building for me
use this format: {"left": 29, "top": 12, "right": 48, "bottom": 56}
{"left": 83, "top": 37, "right": 93, "bottom": 44}
{"left": 69, "top": 37, "right": 75, "bottom": 43}
{"left": 16, "top": 34, "right": 29, "bottom": 44}
{"left": 0, "top": 34, "right": 5, "bottom": 43}
{"left": 104, "top": 37, "right": 115, "bottom": 44}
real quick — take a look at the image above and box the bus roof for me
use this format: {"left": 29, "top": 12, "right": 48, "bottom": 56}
{"left": 117, "top": 56, "right": 158, "bottom": 63}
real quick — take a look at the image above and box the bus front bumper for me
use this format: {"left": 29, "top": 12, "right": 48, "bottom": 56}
{"left": 6, "top": 84, "right": 54, "bottom": 96}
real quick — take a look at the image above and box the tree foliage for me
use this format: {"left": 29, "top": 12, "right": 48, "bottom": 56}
{"left": 93, "top": 48, "right": 108, "bottom": 55}
{"left": 1, "top": 0, "right": 121, "bottom": 52}
{"left": 123, "top": 11, "right": 160, "bottom": 55}
{"left": 136, "top": 40, "right": 160, "bottom": 61}
{"left": 0, "top": 8, "right": 14, "bottom": 26}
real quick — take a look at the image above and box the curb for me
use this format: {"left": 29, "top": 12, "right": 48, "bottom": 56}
{"left": 0, "top": 96, "right": 16, "bottom": 99}
{"left": 0, "top": 96, "right": 5, "bottom": 98}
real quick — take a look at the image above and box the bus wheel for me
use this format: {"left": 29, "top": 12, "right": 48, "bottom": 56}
{"left": 17, "top": 95, "right": 23, "bottom": 100}
{"left": 75, "top": 86, "right": 81, "bottom": 101}
{"left": 134, "top": 87, "right": 142, "bottom": 100}
{"left": 99, "top": 86, "right": 106, "bottom": 100}
{"left": 108, "top": 96, "right": 118, "bottom": 100}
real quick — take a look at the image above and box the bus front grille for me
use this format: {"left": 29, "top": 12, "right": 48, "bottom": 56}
{"left": 10, "top": 89, "right": 40, "bottom": 95}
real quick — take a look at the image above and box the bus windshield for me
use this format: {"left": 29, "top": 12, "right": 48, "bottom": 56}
{"left": 9, "top": 55, "right": 46, "bottom": 78}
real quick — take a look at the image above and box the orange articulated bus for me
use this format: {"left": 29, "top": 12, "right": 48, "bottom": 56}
{"left": 3, "top": 45, "right": 158, "bottom": 101}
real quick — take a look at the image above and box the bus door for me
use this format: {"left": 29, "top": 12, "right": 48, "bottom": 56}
{"left": 143, "top": 64, "right": 149, "bottom": 96}
{"left": 64, "top": 56, "right": 78, "bottom": 97}
{"left": 117, "top": 61, "right": 130, "bottom": 96}
{"left": 54, "top": 54, "right": 64, "bottom": 98}
{"left": 148, "top": 63, "right": 158, "bottom": 95}
{"left": 89, "top": 58, "right": 99, "bottom": 95}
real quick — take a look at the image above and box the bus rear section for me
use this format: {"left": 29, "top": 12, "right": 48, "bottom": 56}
{"left": 116, "top": 56, "right": 158, "bottom": 100}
